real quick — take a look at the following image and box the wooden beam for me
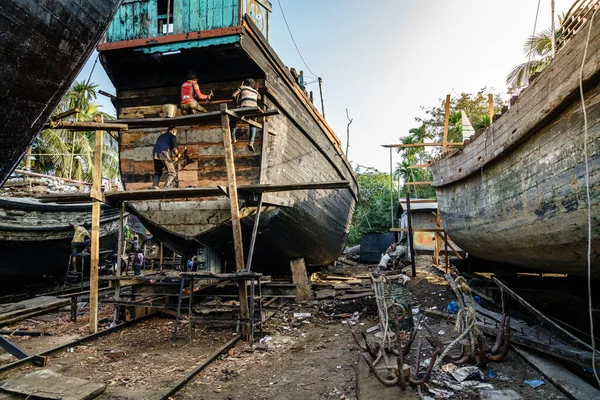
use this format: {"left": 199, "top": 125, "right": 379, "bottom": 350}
{"left": 113, "top": 202, "right": 124, "bottom": 324}
{"left": 381, "top": 143, "right": 463, "bottom": 148}
{"left": 442, "top": 94, "right": 451, "bottom": 154}
{"left": 38, "top": 181, "right": 351, "bottom": 203}
{"left": 408, "top": 164, "right": 431, "bottom": 169}
{"left": 45, "top": 121, "right": 128, "bottom": 131}
{"left": 118, "top": 107, "right": 279, "bottom": 129}
{"left": 488, "top": 94, "right": 495, "bottom": 123}
{"left": 404, "top": 181, "right": 432, "bottom": 186}
{"left": 224, "top": 109, "right": 264, "bottom": 129}
{"left": 290, "top": 258, "right": 311, "bottom": 302}
{"left": 399, "top": 199, "right": 437, "bottom": 204}
{"left": 245, "top": 193, "right": 263, "bottom": 271}
{"left": 50, "top": 108, "right": 80, "bottom": 121}
{"left": 89, "top": 114, "right": 103, "bottom": 334}
{"left": 406, "top": 192, "right": 416, "bottom": 277}
{"left": 434, "top": 207, "right": 441, "bottom": 265}
{"left": 220, "top": 104, "right": 250, "bottom": 338}
{"left": 390, "top": 228, "right": 446, "bottom": 233}
{"left": 438, "top": 232, "right": 463, "bottom": 259}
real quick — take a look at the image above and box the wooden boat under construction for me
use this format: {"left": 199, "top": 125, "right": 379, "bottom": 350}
{"left": 0, "top": 197, "right": 120, "bottom": 281}
{"left": 0, "top": 0, "right": 123, "bottom": 186}
{"left": 97, "top": 0, "right": 357, "bottom": 272}
{"left": 430, "top": 9, "right": 600, "bottom": 277}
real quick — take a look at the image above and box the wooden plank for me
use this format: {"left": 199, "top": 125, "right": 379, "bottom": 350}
{"left": 113, "top": 202, "right": 124, "bottom": 324}
{"left": 290, "top": 258, "right": 312, "bottom": 302}
{"left": 381, "top": 143, "right": 463, "bottom": 148}
{"left": 89, "top": 114, "right": 103, "bottom": 334}
{"left": 488, "top": 93, "right": 494, "bottom": 123}
{"left": 492, "top": 277, "right": 596, "bottom": 352}
{"left": 38, "top": 181, "right": 352, "bottom": 203}
{"left": 408, "top": 164, "right": 431, "bottom": 169}
{"left": 434, "top": 208, "right": 441, "bottom": 265}
{"left": 118, "top": 107, "right": 279, "bottom": 129}
{"left": 514, "top": 346, "right": 600, "bottom": 400}
{"left": 44, "top": 121, "right": 128, "bottom": 131}
{"left": 245, "top": 193, "right": 263, "bottom": 271}
{"left": 220, "top": 104, "right": 250, "bottom": 338}
{"left": 406, "top": 192, "right": 416, "bottom": 277}
{"left": 442, "top": 94, "right": 450, "bottom": 154}
{"left": 390, "top": 228, "right": 446, "bottom": 233}
{"left": 259, "top": 115, "right": 270, "bottom": 184}
{"left": 399, "top": 199, "right": 438, "bottom": 204}
{"left": 404, "top": 181, "right": 432, "bottom": 185}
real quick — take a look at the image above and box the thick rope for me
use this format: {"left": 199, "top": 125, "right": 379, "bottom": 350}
{"left": 579, "top": 6, "right": 600, "bottom": 387}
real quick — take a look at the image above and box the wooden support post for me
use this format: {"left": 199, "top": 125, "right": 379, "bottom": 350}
{"left": 113, "top": 202, "right": 124, "bottom": 324}
{"left": 444, "top": 231, "right": 449, "bottom": 273}
{"left": 406, "top": 192, "right": 416, "bottom": 277}
{"left": 89, "top": 114, "right": 104, "bottom": 334}
{"left": 442, "top": 94, "right": 450, "bottom": 154}
{"left": 434, "top": 208, "right": 441, "bottom": 265}
{"left": 290, "top": 258, "right": 311, "bottom": 302}
{"left": 246, "top": 194, "right": 263, "bottom": 271}
{"left": 444, "top": 233, "right": 462, "bottom": 259}
{"left": 488, "top": 94, "right": 494, "bottom": 123}
{"left": 24, "top": 147, "right": 32, "bottom": 170}
{"left": 220, "top": 104, "right": 250, "bottom": 338}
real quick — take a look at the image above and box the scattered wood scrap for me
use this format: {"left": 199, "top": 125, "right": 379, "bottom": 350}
{"left": 0, "top": 369, "right": 105, "bottom": 400}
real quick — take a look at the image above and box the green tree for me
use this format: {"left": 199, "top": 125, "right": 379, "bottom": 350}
{"left": 416, "top": 88, "right": 505, "bottom": 146}
{"left": 347, "top": 167, "right": 399, "bottom": 246}
{"left": 27, "top": 81, "right": 120, "bottom": 183}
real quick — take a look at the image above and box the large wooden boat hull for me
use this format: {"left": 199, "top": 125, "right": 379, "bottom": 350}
{"left": 0, "top": 0, "right": 123, "bottom": 186}
{"left": 430, "top": 15, "right": 600, "bottom": 277}
{"left": 0, "top": 198, "right": 120, "bottom": 280}
{"left": 99, "top": 15, "right": 357, "bottom": 273}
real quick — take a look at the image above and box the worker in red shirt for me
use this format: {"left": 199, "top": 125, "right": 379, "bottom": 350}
{"left": 181, "top": 71, "right": 213, "bottom": 114}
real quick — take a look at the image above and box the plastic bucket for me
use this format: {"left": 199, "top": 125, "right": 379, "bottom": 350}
{"left": 163, "top": 104, "right": 177, "bottom": 118}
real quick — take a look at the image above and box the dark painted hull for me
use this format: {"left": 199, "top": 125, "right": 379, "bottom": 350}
{"left": 0, "top": 198, "right": 120, "bottom": 280}
{"left": 430, "top": 16, "right": 600, "bottom": 277}
{"left": 101, "top": 17, "right": 357, "bottom": 273}
{"left": 0, "top": 0, "right": 123, "bottom": 186}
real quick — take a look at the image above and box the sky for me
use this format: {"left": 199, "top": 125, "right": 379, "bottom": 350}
{"left": 77, "top": 0, "right": 574, "bottom": 173}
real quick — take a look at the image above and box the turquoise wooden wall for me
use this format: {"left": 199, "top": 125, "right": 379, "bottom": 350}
{"left": 106, "top": 0, "right": 240, "bottom": 43}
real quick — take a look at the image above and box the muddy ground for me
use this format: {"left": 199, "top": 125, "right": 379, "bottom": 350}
{"left": 0, "top": 258, "right": 570, "bottom": 399}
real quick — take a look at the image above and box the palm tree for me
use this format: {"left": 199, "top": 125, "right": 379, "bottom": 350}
{"left": 507, "top": 13, "right": 567, "bottom": 90}
{"left": 27, "top": 81, "right": 120, "bottom": 183}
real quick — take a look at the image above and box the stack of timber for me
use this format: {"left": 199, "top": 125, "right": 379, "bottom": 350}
{"left": 0, "top": 197, "right": 120, "bottom": 281}
{"left": 97, "top": 1, "right": 357, "bottom": 273}
{"left": 0, "top": 0, "right": 123, "bottom": 186}
{"left": 430, "top": 10, "right": 600, "bottom": 277}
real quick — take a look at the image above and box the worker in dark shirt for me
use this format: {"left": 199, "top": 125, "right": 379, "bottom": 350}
{"left": 152, "top": 127, "right": 179, "bottom": 189}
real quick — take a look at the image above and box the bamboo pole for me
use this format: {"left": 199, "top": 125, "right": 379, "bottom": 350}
{"left": 89, "top": 114, "right": 104, "bottom": 334}
{"left": 442, "top": 94, "right": 451, "bottom": 154}
{"left": 220, "top": 104, "right": 250, "bottom": 338}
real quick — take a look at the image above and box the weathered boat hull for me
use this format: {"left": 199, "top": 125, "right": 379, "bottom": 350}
{"left": 430, "top": 15, "right": 600, "bottom": 277}
{"left": 99, "top": 9, "right": 357, "bottom": 273}
{"left": 0, "top": 0, "right": 123, "bottom": 186}
{"left": 0, "top": 198, "right": 120, "bottom": 280}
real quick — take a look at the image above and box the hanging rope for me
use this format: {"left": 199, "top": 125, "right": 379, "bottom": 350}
{"left": 579, "top": 6, "right": 600, "bottom": 387}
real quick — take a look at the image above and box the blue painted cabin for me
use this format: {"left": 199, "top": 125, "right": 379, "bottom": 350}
{"left": 99, "top": 0, "right": 271, "bottom": 90}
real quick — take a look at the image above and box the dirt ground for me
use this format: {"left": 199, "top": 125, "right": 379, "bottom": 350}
{"left": 0, "top": 257, "right": 572, "bottom": 399}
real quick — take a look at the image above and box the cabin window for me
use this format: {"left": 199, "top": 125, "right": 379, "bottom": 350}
{"left": 157, "top": 0, "right": 174, "bottom": 34}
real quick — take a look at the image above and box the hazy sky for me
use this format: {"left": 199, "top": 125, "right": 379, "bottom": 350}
{"left": 78, "top": 0, "right": 573, "bottom": 173}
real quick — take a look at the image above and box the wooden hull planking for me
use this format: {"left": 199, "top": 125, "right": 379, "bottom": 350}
{"left": 0, "top": 0, "right": 123, "bottom": 185}
{"left": 430, "top": 16, "right": 600, "bottom": 276}
{"left": 0, "top": 198, "right": 120, "bottom": 279}
{"left": 105, "top": 20, "right": 357, "bottom": 271}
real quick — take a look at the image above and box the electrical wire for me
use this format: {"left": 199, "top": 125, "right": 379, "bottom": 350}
{"left": 579, "top": 6, "right": 600, "bottom": 387}
{"left": 276, "top": 0, "right": 318, "bottom": 79}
